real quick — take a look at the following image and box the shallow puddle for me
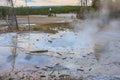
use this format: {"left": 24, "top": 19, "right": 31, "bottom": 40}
{"left": 0, "top": 46, "right": 54, "bottom": 71}
{"left": 0, "top": 31, "right": 94, "bottom": 72}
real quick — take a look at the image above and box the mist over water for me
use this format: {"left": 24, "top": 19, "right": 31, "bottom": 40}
{"left": 73, "top": 0, "right": 120, "bottom": 61}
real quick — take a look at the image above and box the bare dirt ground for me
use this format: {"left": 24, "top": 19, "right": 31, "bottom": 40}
{"left": 0, "top": 15, "right": 76, "bottom": 33}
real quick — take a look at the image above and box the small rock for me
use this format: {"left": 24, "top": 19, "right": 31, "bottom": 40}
{"left": 36, "top": 39, "right": 39, "bottom": 41}
{"left": 59, "top": 74, "right": 71, "bottom": 80}
{"left": 48, "top": 40, "right": 53, "bottom": 43}
{"left": 42, "top": 68, "right": 47, "bottom": 71}
{"left": 62, "top": 57, "right": 67, "bottom": 60}
{"left": 40, "top": 75, "right": 46, "bottom": 78}
{"left": 89, "top": 68, "right": 92, "bottom": 71}
{"left": 70, "top": 57, "right": 73, "bottom": 59}
{"left": 34, "top": 65, "right": 40, "bottom": 69}
{"left": 60, "top": 35, "right": 63, "bottom": 37}
{"left": 56, "top": 52, "right": 62, "bottom": 56}
{"left": 77, "top": 69, "right": 84, "bottom": 72}
{"left": 9, "top": 78, "right": 14, "bottom": 80}
{"left": 83, "top": 56, "right": 86, "bottom": 58}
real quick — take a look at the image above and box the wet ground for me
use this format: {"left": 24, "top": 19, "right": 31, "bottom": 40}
{"left": 0, "top": 15, "right": 120, "bottom": 80}
{"left": 0, "top": 30, "right": 120, "bottom": 80}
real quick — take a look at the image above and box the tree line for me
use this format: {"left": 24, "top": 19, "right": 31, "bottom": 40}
{"left": 16, "top": 6, "right": 89, "bottom": 15}
{"left": 0, "top": 6, "right": 95, "bottom": 16}
{"left": 0, "top": 6, "right": 8, "bottom": 19}
{"left": 0, "top": 0, "right": 100, "bottom": 18}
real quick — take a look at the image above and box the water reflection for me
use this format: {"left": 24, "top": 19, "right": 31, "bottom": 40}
{"left": 0, "top": 31, "right": 93, "bottom": 73}
{"left": 0, "top": 47, "right": 12, "bottom": 71}
{"left": 24, "top": 55, "right": 32, "bottom": 61}
{"left": 0, "top": 33, "right": 53, "bottom": 71}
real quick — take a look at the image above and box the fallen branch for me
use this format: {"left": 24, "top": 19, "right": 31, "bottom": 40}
{"left": 29, "top": 50, "right": 48, "bottom": 53}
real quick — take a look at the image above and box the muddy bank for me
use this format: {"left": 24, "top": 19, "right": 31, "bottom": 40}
{"left": 0, "top": 15, "right": 76, "bottom": 33}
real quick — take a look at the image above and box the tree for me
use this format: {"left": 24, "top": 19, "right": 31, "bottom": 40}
{"left": 7, "top": 0, "right": 19, "bottom": 30}
{"left": 0, "top": 7, "right": 7, "bottom": 19}
{"left": 92, "top": 0, "right": 100, "bottom": 10}
{"left": 85, "top": 0, "right": 88, "bottom": 6}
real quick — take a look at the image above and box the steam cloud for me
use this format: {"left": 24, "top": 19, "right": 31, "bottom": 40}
{"left": 73, "top": 0, "right": 120, "bottom": 61}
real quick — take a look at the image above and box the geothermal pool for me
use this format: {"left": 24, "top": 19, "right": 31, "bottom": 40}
{"left": 0, "top": 31, "right": 93, "bottom": 70}
{"left": 0, "top": 30, "right": 120, "bottom": 79}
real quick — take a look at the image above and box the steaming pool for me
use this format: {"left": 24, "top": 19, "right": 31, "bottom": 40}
{"left": 0, "top": 31, "right": 93, "bottom": 69}
{"left": 0, "top": 30, "right": 120, "bottom": 79}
